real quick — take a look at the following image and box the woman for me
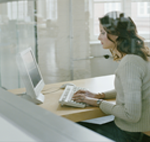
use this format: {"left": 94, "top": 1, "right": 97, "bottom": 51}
{"left": 72, "top": 11, "right": 150, "bottom": 142}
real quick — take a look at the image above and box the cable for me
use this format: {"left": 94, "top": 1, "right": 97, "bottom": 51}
{"left": 42, "top": 88, "right": 61, "bottom": 95}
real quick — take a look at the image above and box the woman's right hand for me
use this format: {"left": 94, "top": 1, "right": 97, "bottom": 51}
{"left": 72, "top": 90, "right": 104, "bottom": 106}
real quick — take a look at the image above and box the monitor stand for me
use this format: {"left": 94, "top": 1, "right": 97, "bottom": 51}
{"left": 21, "top": 93, "right": 45, "bottom": 104}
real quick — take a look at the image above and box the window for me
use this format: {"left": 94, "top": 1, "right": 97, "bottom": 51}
{"left": 132, "top": 1, "right": 150, "bottom": 40}
{"left": 46, "top": 0, "right": 57, "bottom": 20}
{"left": 7, "top": 2, "right": 17, "bottom": 20}
{"left": 148, "top": 2, "right": 150, "bottom": 14}
{"left": 104, "top": 3, "right": 121, "bottom": 14}
{"left": 138, "top": 2, "right": 150, "bottom": 17}
{"left": 7, "top": 1, "right": 28, "bottom": 21}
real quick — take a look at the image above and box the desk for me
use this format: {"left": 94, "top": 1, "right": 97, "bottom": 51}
{"left": 9, "top": 74, "right": 115, "bottom": 122}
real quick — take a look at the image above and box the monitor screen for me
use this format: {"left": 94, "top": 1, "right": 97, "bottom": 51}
{"left": 22, "top": 51, "right": 41, "bottom": 88}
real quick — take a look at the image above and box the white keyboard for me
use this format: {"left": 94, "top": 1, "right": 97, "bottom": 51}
{"left": 59, "top": 85, "right": 87, "bottom": 108}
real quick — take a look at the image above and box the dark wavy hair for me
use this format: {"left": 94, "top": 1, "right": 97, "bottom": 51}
{"left": 99, "top": 11, "right": 150, "bottom": 61}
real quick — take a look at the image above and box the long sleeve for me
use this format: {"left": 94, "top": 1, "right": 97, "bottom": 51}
{"left": 103, "top": 89, "right": 117, "bottom": 99}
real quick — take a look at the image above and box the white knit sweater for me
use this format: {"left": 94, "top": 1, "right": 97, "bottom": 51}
{"left": 100, "top": 54, "right": 150, "bottom": 132}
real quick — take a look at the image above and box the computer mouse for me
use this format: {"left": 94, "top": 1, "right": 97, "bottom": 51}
{"left": 60, "top": 83, "right": 75, "bottom": 89}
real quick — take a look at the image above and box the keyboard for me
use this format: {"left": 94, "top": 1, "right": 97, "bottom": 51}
{"left": 59, "top": 85, "right": 87, "bottom": 108}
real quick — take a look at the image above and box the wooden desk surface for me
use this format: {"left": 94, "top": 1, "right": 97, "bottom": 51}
{"left": 9, "top": 74, "right": 115, "bottom": 122}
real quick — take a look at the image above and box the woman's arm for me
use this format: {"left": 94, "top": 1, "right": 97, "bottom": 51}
{"left": 101, "top": 89, "right": 117, "bottom": 99}
{"left": 100, "top": 59, "right": 143, "bottom": 123}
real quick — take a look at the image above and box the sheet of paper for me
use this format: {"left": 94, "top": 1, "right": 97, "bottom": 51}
{"left": 82, "top": 115, "right": 115, "bottom": 125}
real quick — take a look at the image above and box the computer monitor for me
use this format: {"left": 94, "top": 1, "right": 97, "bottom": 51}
{"left": 16, "top": 48, "right": 45, "bottom": 104}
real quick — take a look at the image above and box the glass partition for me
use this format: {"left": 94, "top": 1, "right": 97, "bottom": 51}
{"left": 0, "top": 0, "right": 36, "bottom": 89}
